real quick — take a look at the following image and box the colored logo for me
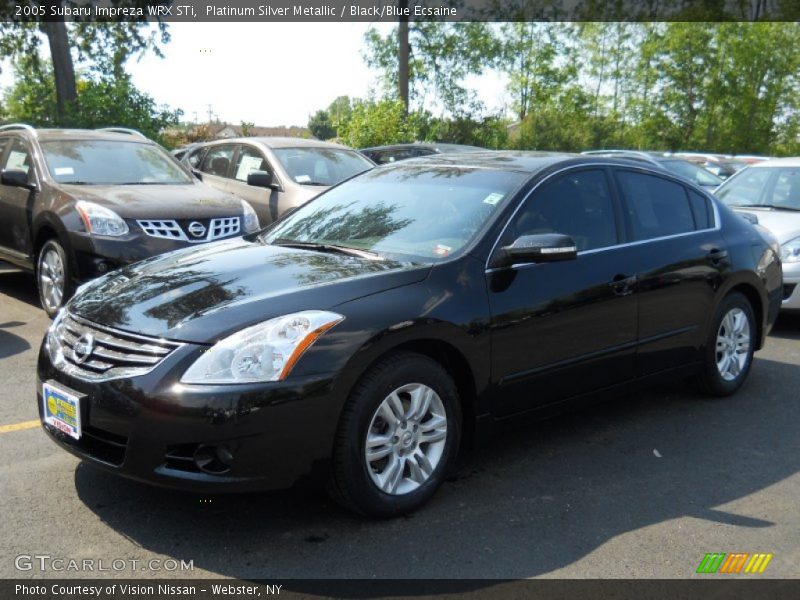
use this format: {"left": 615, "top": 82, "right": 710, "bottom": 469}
{"left": 47, "top": 394, "right": 58, "bottom": 417}
{"left": 697, "top": 552, "right": 773, "bottom": 574}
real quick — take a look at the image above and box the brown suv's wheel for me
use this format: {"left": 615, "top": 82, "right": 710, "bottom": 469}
{"left": 37, "top": 239, "right": 73, "bottom": 318}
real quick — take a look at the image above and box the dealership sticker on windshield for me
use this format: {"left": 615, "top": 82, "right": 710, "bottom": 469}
{"left": 483, "top": 192, "right": 504, "bottom": 206}
{"left": 54, "top": 167, "right": 74, "bottom": 176}
{"left": 42, "top": 382, "right": 82, "bottom": 440}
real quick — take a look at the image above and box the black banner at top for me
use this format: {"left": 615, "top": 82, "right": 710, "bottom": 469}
{"left": 2, "top": 0, "right": 799, "bottom": 23}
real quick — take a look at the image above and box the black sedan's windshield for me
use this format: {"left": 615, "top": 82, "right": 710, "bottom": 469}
{"left": 263, "top": 165, "right": 526, "bottom": 261}
{"left": 41, "top": 140, "right": 192, "bottom": 185}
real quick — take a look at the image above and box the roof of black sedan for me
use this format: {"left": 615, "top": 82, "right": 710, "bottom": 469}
{"left": 378, "top": 151, "right": 582, "bottom": 173}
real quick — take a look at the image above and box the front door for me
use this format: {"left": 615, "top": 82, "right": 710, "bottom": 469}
{"left": 488, "top": 168, "right": 638, "bottom": 417}
{"left": 0, "top": 137, "right": 36, "bottom": 258}
{"left": 230, "top": 144, "right": 281, "bottom": 226}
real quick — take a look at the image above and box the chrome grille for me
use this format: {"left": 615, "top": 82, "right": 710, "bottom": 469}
{"left": 137, "top": 219, "right": 184, "bottom": 241}
{"left": 136, "top": 218, "right": 241, "bottom": 243}
{"left": 48, "top": 313, "right": 181, "bottom": 381}
{"left": 210, "top": 217, "right": 240, "bottom": 239}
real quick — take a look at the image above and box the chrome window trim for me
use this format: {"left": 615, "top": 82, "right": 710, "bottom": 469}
{"left": 485, "top": 162, "right": 721, "bottom": 273}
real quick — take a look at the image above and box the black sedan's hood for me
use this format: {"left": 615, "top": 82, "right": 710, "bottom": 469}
{"left": 68, "top": 238, "right": 430, "bottom": 343}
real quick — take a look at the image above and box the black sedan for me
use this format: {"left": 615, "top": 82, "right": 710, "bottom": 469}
{"left": 37, "top": 152, "right": 782, "bottom": 517}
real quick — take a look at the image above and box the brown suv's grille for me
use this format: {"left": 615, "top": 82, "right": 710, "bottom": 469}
{"left": 137, "top": 217, "right": 240, "bottom": 243}
{"left": 49, "top": 313, "right": 181, "bottom": 381}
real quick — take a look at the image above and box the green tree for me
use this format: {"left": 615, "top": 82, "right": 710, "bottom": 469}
{"left": 4, "top": 60, "right": 182, "bottom": 145}
{"left": 363, "top": 22, "right": 496, "bottom": 116}
{"left": 339, "top": 99, "right": 418, "bottom": 148}
{"left": 0, "top": 2, "right": 169, "bottom": 123}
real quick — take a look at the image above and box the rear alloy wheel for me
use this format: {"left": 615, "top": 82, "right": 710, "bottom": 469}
{"left": 37, "top": 239, "right": 73, "bottom": 318}
{"left": 694, "top": 292, "right": 755, "bottom": 396}
{"left": 330, "top": 352, "right": 461, "bottom": 517}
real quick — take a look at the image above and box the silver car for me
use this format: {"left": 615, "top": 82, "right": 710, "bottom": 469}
{"left": 715, "top": 157, "right": 800, "bottom": 311}
{"left": 183, "top": 137, "right": 374, "bottom": 226}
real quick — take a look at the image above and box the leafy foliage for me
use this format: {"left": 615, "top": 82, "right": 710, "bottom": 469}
{"left": 362, "top": 21, "right": 800, "bottom": 155}
{"left": 4, "top": 59, "right": 182, "bottom": 145}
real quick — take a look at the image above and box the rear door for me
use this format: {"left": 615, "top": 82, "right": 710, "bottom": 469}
{"left": 0, "top": 137, "right": 36, "bottom": 259}
{"left": 613, "top": 168, "right": 726, "bottom": 375}
{"left": 488, "top": 167, "right": 639, "bottom": 416}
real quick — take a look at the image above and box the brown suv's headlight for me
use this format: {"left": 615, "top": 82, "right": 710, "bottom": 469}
{"left": 76, "top": 201, "right": 129, "bottom": 236}
{"left": 241, "top": 200, "right": 260, "bottom": 233}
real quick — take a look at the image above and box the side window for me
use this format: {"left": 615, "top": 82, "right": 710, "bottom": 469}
{"left": 0, "top": 138, "right": 10, "bottom": 167}
{"left": 233, "top": 146, "right": 268, "bottom": 182}
{"left": 688, "top": 190, "right": 712, "bottom": 230}
{"left": 510, "top": 169, "right": 618, "bottom": 252}
{"left": 186, "top": 147, "right": 205, "bottom": 168}
{"left": 3, "top": 138, "right": 33, "bottom": 178}
{"left": 616, "top": 171, "right": 695, "bottom": 241}
{"left": 200, "top": 145, "right": 235, "bottom": 178}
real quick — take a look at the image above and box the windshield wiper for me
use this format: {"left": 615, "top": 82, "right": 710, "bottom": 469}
{"left": 60, "top": 181, "right": 96, "bottom": 185}
{"left": 272, "top": 240, "right": 384, "bottom": 260}
{"left": 732, "top": 204, "right": 800, "bottom": 212}
{"left": 296, "top": 181, "right": 328, "bottom": 186}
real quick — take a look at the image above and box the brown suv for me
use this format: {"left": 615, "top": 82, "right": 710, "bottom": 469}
{"left": 0, "top": 124, "right": 260, "bottom": 316}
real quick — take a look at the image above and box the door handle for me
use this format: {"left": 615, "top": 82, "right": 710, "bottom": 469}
{"left": 609, "top": 274, "right": 637, "bottom": 296}
{"left": 707, "top": 248, "right": 729, "bottom": 265}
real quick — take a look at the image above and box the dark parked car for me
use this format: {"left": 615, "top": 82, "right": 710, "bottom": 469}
{"left": 182, "top": 137, "right": 374, "bottom": 227}
{"left": 582, "top": 150, "right": 724, "bottom": 190}
{"left": 0, "top": 124, "right": 260, "bottom": 316}
{"left": 38, "top": 152, "right": 781, "bottom": 516}
{"left": 359, "top": 142, "right": 484, "bottom": 165}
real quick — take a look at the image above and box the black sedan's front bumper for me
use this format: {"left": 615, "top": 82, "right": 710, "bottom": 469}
{"left": 37, "top": 339, "right": 343, "bottom": 493}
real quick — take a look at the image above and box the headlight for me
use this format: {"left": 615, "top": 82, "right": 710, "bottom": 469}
{"left": 241, "top": 200, "right": 260, "bottom": 233}
{"left": 181, "top": 310, "right": 344, "bottom": 384}
{"left": 75, "top": 200, "right": 129, "bottom": 236}
{"left": 781, "top": 236, "right": 800, "bottom": 263}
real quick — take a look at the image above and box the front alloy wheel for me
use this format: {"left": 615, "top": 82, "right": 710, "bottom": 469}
{"left": 365, "top": 383, "right": 448, "bottom": 495}
{"left": 37, "top": 240, "right": 72, "bottom": 318}
{"left": 330, "top": 352, "right": 461, "bottom": 517}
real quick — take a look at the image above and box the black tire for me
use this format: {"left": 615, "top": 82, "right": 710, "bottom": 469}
{"left": 36, "top": 239, "right": 73, "bottom": 318}
{"left": 329, "top": 352, "right": 462, "bottom": 518}
{"left": 693, "top": 292, "right": 756, "bottom": 397}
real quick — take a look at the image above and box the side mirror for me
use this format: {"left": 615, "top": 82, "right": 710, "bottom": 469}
{"left": 247, "top": 170, "right": 275, "bottom": 189}
{"left": 1, "top": 169, "right": 33, "bottom": 189}
{"left": 191, "top": 168, "right": 203, "bottom": 181}
{"left": 499, "top": 233, "right": 578, "bottom": 266}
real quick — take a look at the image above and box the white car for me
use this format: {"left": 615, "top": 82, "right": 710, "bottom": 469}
{"left": 715, "top": 157, "right": 800, "bottom": 311}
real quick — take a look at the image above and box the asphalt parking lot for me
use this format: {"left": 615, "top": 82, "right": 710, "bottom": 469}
{"left": 1, "top": 265, "right": 799, "bottom": 580}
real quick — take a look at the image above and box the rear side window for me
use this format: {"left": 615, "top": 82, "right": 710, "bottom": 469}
{"left": 200, "top": 145, "right": 235, "bottom": 178}
{"left": 616, "top": 171, "right": 695, "bottom": 241}
{"left": 688, "top": 190, "right": 713, "bottom": 230}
